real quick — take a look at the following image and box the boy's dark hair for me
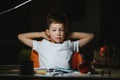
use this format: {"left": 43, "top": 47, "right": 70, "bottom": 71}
{"left": 46, "top": 12, "right": 68, "bottom": 28}
{"left": 46, "top": 12, "right": 69, "bottom": 39}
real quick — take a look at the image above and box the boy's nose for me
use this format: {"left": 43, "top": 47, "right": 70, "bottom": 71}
{"left": 56, "top": 31, "right": 60, "bottom": 35}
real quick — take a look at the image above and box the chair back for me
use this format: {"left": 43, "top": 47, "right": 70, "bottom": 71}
{"left": 30, "top": 50, "right": 39, "bottom": 68}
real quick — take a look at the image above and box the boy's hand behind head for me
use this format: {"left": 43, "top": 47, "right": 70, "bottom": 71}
{"left": 41, "top": 31, "right": 51, "bottom": 40}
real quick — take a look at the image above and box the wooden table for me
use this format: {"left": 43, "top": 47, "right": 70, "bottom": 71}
{"left": 0, "top": 65, "right": 120, "bottom": 80}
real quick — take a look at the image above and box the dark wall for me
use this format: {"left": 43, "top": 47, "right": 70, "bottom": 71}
{"left": 100, "top": 0, "right": 120, "bottom": 48}
{"left": 30, "top": 0, "right": 62, "bottom": 31}
{"left": 0, "top": 0, "right": 31, "bottom": 65}
{"left": 0, "top": 0, "right": 119, "bottom": 65}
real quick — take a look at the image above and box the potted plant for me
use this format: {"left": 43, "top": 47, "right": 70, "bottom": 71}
{"left": 19, "top": 49, "right": 34, "bottom": 75}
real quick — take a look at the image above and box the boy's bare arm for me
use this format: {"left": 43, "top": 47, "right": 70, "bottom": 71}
{"left": 70, "top": 32, "right": 94, "bottom": 47}
{"left": 17, "top": 32, "right": 50, "bottom": 48}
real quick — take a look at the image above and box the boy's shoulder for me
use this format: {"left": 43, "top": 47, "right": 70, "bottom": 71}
{"left": 64, "top": 39, "right": 78, "bottom": 43}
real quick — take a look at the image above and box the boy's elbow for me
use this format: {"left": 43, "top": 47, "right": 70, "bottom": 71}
{"left": 17, "top": 34, "right": 24, "bottom": 40}
{"left": 90, "top": 33, "right": 94, "bottom": 40}
{"left": 17, "top": 34, "right": 20, "bottom": 40}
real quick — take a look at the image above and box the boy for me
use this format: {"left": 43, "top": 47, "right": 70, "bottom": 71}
{"left": 18, "top": 12, "right": 94, "bottom": 69}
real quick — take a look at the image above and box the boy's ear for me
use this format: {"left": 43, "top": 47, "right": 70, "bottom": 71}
{"left": 45, "top": 29, "right": 50, "bottom": 36}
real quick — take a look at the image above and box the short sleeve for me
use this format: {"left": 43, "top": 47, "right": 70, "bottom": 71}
{"left": 72, "top": 40, "right": 79, "bottom": 52}
{"left": 32, "top": 40, "right": 41, "bottom": 52}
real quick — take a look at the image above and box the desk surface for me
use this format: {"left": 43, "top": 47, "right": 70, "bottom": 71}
{"left": 0, "top": 65, "right": 120, "bottom": 80}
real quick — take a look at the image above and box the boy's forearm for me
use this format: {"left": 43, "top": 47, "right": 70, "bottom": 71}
{"left": 18, "top": 31, "right": 51, "bottom": 41}
{"left": 70, "top": 32, "right": 94, "bottom": 40}
{"left": 18, "top": 32, "right": 45, "bottom": 39}
{"left": 70, "top": 32, "right": 94, "bottom": 47}
{"left": 17, "top": 32, "right": 47, "bottom": 47}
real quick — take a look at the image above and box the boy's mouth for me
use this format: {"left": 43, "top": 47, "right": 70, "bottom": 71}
{"left": 56, "top": 36, "right": 61, "bottom": 39}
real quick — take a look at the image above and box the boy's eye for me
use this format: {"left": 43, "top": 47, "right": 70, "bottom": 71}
{"left": 51, "top": 29, "right": 64, "bottom": 32}
{"left": 52, "top": 30, "right": 56, "bottom": 31}
{"left": 61, "top": 29, "right": 64, "bottom": 31}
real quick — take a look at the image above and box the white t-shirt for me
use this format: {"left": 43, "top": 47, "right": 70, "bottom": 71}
{"left": 33, "top": 39, "right": 79, "bottom": 69}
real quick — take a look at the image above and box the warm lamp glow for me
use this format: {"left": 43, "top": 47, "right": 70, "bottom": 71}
{"left": 99, "top": 46, "right": 107, "bottom": 57}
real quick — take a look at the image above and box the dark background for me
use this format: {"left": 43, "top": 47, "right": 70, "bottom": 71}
{"left": 0, "top": 0, "right": 120, "bottom": 65}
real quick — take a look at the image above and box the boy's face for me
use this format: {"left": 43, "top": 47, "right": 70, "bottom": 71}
{"left": 46, "top": 23, "right": 65, "bottom": 43}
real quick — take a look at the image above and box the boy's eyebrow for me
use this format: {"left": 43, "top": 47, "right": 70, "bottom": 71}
{"left": 50, "top": 27, "right": 64, "bottom": 29}
{"left": 51, "top": 28, "right": 64, "bottom": 30}
{"left": 50, "top": 27, "right": 56, "bottom": 29}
